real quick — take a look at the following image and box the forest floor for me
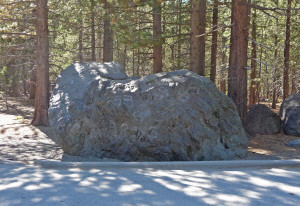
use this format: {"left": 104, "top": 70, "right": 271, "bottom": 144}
{"left": 0, "top": 96, "right": 299, "bottom": 165}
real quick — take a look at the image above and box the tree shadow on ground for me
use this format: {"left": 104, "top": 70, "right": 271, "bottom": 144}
{"left": 0, "top": 162, "right": 299, "bottom": 206}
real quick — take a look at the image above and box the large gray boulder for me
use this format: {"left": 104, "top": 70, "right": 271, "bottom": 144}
{"left": 280, "top": 94, "right": 300, "bottom": 137}
{"left": 247, "top": 104, "right": 281, "bottom": 135}
{"left": 49, "top": 62, "right": 248, "bottom": 161}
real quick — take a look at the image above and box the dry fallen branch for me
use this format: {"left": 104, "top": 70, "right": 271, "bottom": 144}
{"left": 0, "top": 1, "right": 34, "bottom": 6}
{"left": 196, "top": 24, "right": 233, "bottom": 38}
{"left": 0, "top": 32, "right": 36, "bottom": 37}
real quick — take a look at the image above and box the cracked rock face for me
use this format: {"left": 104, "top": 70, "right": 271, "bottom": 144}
{"left": 49, "top": 62, "right": 248, "bottom": 161}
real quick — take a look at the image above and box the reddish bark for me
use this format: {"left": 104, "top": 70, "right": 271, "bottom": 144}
{"left": 190, "top": 0, "right": 206, "bottom": 76}
{"left": 153, "top": 0, "right": 163, "bottom": 73}
{"left": 32, "top": 0, "right": 50, "bottom": 126}
{"left": 210, "top": 0, "right": 218, "bottom": 83}
{"left": 283, "top": 0, "right": 291, "bottom": 100}
{"left": 228, "top": 0, "right": 249, "bottom": 124}
{"left": 248, "top": 8, "right": 257, "bottom": 109}
{"left": 103, "top": 0, "right": 113, "bottom": 62}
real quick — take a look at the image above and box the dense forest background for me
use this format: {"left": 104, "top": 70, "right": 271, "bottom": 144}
{"left": 0, "top": 0, "right": 299, "bottom": 126}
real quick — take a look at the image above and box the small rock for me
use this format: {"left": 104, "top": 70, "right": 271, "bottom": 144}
{"left": 285, "top": 138, "right": 300, "bottom": 147}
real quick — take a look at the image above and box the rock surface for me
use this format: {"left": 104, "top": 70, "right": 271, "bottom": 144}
{"left": 280, "top": 94, "right": 300, "bottom": 137}
{"left": 247, "top": 104, "right": 281, "bottom": 135}
{"left": 49, "top": 62, "right": 248, "bottom": 161}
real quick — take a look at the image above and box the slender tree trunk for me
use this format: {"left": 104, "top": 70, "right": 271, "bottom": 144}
{"left": 228, "top": 0, "right": 249, "bottom": 124}
{"left": 265, "top": 64, "right": 269, "bottom": 100}
{"left": 10, "top": 67, "right": 19, "bottom": 96}
{"left": 22, "top": 66, "right": 27, "bottom": 95}
{"left": 29, "top": 67, "right": 36, "bottom": 99}
{"left": 256, "top": 29, "right": 264, "bottom": 103}
{"left": 177, "top": 0, "right": 182, "bottom": 69}
{"left": 219, "top": 37, "right": 227, "bottom": 93}
{"left": 123, "top": 45, "right": 127, "bottom": 72}
{"left": 132, "top": 49, "right": 135, "bottom": 76}
{"left": 291, "top": 67, "right": 296, "bottom": 94}
{"left": 272, "top": 32, "right": 278, "bottom": 109}
{"left": 190, "top": 0, "right": 206, "bottom": 76}
{"left": 32, "top": 0, "right": 50, "bottom": 126}
{"left": 137, "top": 48, "right": 140, "bottom": 76}
{"left": 283, "top": 0, "right": 291, "bottom": 100}
{"left": 78, "top": 17, "right": 83, "bottom": 62}
{"left": 248, "top": 8, "right": 257, "bottom": 109}
{"left": 97, "top": 26, "right": 102, "bottom": 62}
{"left": 153, "top": 0, "right": 163, "bottom": 73}
{"left": 4, "top": 69, "right": 8, "bottom": 110}
{"left": 90, "top": 0, "right": 96, "bottom": 61}
{"left": 210, "top": 0, "right": 218, "bottom": 83}
{"left": 103, "top": 0, "right": 113, "bottom": 62}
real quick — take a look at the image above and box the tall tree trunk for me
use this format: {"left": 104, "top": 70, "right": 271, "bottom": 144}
{"left": 4, "top": 70, "right": 8, "bottom": 110}
{"left": 97, "top": 26, "right": 102, "bottom": 62}
{"left": 265, "top": 64, "right": 269, "bottom": 100}
{"left": 272, "top": 32, "right": 278, "bottom": 109}
{"left": 210, "top": 0, "right": 218, "bottom": 83}
{"left": 219, "top": 36, "right": 227, "bottom": 93}
{"left": 132, "top": 49, "right": 135, "bottom": 76}
{"left": 103, "top": 0, "right": 113, "bottom": 62}
{"left": 190, "top": 0, "right": 206, "bottom": 76}
{"left": 256, "top": 29, "right": 264, "bottom": 103}
{"left": 22, "top": 66, "right": 27, "bottom": 95}
{"left": 90, "top": 0, "right": 96, "bottom": 61}
{"left": 153, "top": 0, "right": 163, "bottom": 73}
{"left": 228, "top": 0, "right": 249, "bottom": 124}
{"left": 283, "top": 0, "right": 291, "bottom": 100}
{"left": 248, "top": 8, "right": 257, "bottom": 109}
{"left": 123, "top": 45, "right": 127, "bottom": 72}
{"left": 10, "top": 67, "right": 19, "bottom": 96}
{"left": 29, "top": 67, "right": 36, "bottom": 99}
{"left": 137, "top": 48, "right": 140, "bottom": 76}
{"left": 78, "top": 16, "right": 83, "bottom": 62}
{"left": 177, "top": 0, "right": 182, "bottom": 69}
{"left": 32, "top": 0, "right": 50, "bottom": 126}
{"left": 291, "top": 67, "right": 296, "bottom": 94}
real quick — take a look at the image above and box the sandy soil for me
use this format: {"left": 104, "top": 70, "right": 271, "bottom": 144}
{"left": 0, "top": 96, "right": 299, "bottom": 165}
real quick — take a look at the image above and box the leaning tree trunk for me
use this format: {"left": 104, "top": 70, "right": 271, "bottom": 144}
{"left": 32, "top": 0, "right": 50, "bottom": 126}
{"left": 248, "top": 8, "right": 257, "bottom": 109}
{"left": 190, "top": 0, "right": 206, "bottom": 76}
{"left": 283, "top": 0, "right": 291, "bottom": 100}
{"left": 103, "top": 0, "right": 113, "bottom": 62}
{"left": 210, "top": 0, "right": 218, "bottom": 83}
{"left": 228, "top": 0, "right": 249, "bottom": 124}
{"left": 153, "top": 0, "right": 163, "bottom": 73}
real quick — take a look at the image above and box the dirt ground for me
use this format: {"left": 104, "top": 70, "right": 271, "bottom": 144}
{"left": 0, "top": 96, "right": 299, "bottom": 165}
